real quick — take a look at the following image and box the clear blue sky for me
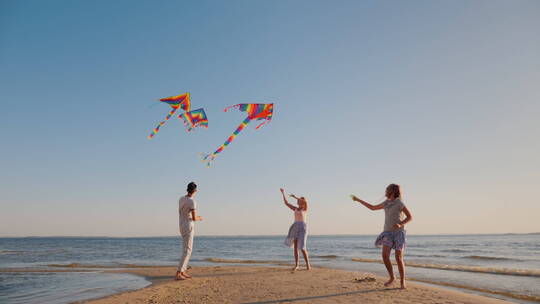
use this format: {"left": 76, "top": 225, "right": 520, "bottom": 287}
{"left": 1, "top": 0, "right": 539, "bottom": 236}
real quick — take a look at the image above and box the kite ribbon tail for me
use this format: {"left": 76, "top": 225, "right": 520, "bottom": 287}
{"left": 223, "top": 104, "right": 240, "bottom": 112}
{"left": 178, "top": 113, "right": 192, "bottom": 132}
{"left": 254, "top": 118, "right": 271, "bottom": 130}
{"left": 147, "top": 107, "right": 178, "bottom": 139}
{"left": 199, "top": 153, "right": 215, "bottom": 167}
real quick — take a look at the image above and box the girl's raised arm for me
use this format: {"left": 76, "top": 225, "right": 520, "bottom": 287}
{"left": 351, "top": 195, "right": 384, "bottom": 210}
{"left": 280, "top": 188, "right": 297, "bottom": 211}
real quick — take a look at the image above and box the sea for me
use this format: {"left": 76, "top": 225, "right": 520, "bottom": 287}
{"left": 0, "top": 234, "right": 539, "bottom": 303}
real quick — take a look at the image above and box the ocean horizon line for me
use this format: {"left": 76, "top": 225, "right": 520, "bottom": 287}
{"left": 0, "top": 232, "right": 538, "bottom": 238}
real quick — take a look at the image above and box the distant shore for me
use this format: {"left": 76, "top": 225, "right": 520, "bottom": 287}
{"left": 1, "top": 232, "right": 539, "bottom": 238}
{"left": 84, "top": 265, "right": 510, "bottom": 304}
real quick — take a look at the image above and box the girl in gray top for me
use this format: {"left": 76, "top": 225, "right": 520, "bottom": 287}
{"left": 352, "top": 184, "right": 413, "bottom": 289}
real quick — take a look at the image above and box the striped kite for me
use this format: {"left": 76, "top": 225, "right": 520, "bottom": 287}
{"left": 179, "top": 108, "right": 209, "bottom": 132}
{"left": 202, "top": 103, "right": 273, "bottom": 166}
{"left": 147, "top": 92, "right": 191, "bottom": 139}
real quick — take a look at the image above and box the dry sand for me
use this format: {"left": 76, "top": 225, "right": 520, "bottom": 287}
{"left": 84, "top": 266, "right": 510, "bottom": 304}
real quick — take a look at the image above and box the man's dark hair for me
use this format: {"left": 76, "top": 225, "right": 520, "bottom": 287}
{"left": 187, "top": 182, "right": 197, "bottom": 194}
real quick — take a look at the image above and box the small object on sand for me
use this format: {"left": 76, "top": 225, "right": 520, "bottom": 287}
{"left": 354, "top": 276, "right": 376, "bottom": 283}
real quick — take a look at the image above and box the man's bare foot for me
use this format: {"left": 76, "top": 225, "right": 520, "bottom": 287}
{"left": 181, "top": 272, "right": 193, "bottom": 279}
{"left": 306, "top": 265, "right": 312, "bottom": 271}
{"left": 291, "top": 265, "right": 299, "bottom": 271}
{"left": 400, "top": 282, "right": 407, "bottom": 289}
{"left": 384, "top": 276, "right": 395, "bottom": 287}
{"left": 174, "top": 271, "right": 186, "bottom": 281}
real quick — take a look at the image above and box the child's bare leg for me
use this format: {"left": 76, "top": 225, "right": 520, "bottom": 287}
{"left": 395, "top": 249, "right": 406, "bottom": 289}
{"left": 382, "top": 245, "right": 395, "bottom": 286}
{"left": 301, "top": 249, "right": 311, "bottom": 270}
{"left": 292, "top": 239, "right": 299, "bottom": 271}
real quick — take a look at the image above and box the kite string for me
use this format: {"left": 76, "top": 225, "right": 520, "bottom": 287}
{"left": 147, "top": 107, "right": 178, "bottom": 139}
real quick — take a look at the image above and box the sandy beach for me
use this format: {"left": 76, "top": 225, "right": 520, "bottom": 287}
{"left": 85, "top": 266, "right": 510, "bottom": 304}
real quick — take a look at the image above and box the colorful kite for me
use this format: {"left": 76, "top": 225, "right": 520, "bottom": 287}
{"left": 147, "top": 92, "right": 191, "bottom": 139}
{"left": 202, "top": 103, "right": 274, "bottom": 166}
{"left": 179, "top": 108, "right": 209, "bottom": 132}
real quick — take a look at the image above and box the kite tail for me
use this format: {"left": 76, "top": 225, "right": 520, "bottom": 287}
{"left": 223, "top": 104, "right": 241, "bottom": 112}
{"left": 200, "top": 153, "right": 216, "bottom": 167}
{"left": 147, "top": 107, "right": 178, "bottom": 139}
{"left": 254, "top": 118, "right": 271, "bottom": 129}
{"left": 201, "top": 117, "right": 252, "bottom": 167}
{"left": 179, "top": 115, "right": 194, "bottom": 132}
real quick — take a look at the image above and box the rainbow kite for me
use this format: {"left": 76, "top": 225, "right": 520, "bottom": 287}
{"left": 179, "top": 108, "right": 209, "bottom": 132}
{"left": 202, "top": 103, "right": 274, "bottom": 166}
{"left": 148, "top": 92, "right": 191, "bottom": 139}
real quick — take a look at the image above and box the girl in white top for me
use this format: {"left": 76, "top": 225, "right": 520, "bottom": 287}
{"left": 280, "top": 188, "right": 311, "bottom": 271}
{"left": 352, "top": 184, "right": 413, "bottom": 289}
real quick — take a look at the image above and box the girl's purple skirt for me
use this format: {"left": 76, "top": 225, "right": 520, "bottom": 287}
{"left": 375, "top": 229, "right": 406, "bottom": 250}
{"left": 284, "top": 221, "right": 308, "bottom": 250}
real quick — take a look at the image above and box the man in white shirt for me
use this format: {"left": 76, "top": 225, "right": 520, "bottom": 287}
{"left": 175, "top": 182, "right": 202, "bottom": 280}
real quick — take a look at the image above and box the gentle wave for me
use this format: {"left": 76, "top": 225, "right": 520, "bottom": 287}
{"left": 204, "top": 258, "right": 291, "bottom": 266}
{"left": 411, "top": 278, "right": 540, "bottom": 302}
{"left": 314, "top": 255, "right": 339, "bottom": 259}
{"left": 462, "top": 255, "right": 518, "bottom": 261}
{"left": 48, "top": 263, "right": 106, "bottom": 268}
{"left": 441, "top": 249, "right": 469, "bottom": 253}
{"left": 351, "top": 258, "right": 540, "bottom": 277}
{"left": 47, "top": 263, "right": 156, "bottom": 269}
{"left": 0, "top": 268, "right": 97, "bottom": 273}
{"left": 407, "top": 254, "right": 446, "bottom": 258}
{"left": 354, "top": 246, "right": 379, "bottom": 250}
{"left": 0, "top": 250, "right": 25, "bottom": 255}
{"left": 0, "top": 249, "right": 68, "bottom": 255}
